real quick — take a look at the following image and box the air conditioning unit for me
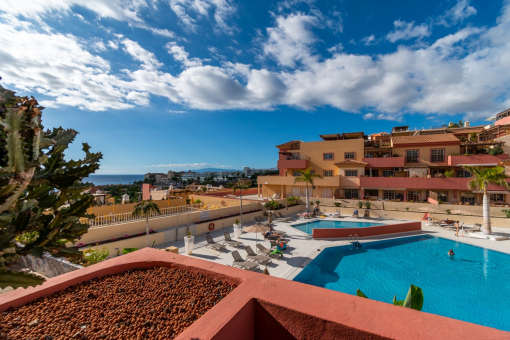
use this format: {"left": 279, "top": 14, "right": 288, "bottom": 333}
{"left": 394, "top": 168, "right": 402, "bottom": 172}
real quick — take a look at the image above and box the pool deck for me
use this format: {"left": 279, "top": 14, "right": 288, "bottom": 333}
{"left": 155, "top": 216, "right": 510, "bottom": 281}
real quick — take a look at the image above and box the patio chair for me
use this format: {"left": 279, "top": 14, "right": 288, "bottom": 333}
{"left": 276, "top": 212, "right": 292, "bottom": 222}
{"left": 254, "top": 216, "right": 269, "bottom": 226}
{"left": 263, "top": 233, "right": 280, "bottom": 240}
{"left": 205, "top": 235, "right": 226, "bottom": 251}
{"left": 352, "top": 210, "right": 359, "bottom": 218}
{"left": 231, "top": 251, "right": 259, "bottom": 271}
{"left": 333, "top": 209, "right": 343, "bottom": 218}
{"left": 223, "top": 232, "right": 243, "bottom": 248}
{"left": 463, "top": 223, "right": 482, "bottom": 233}
{"left": 363, "top": 209, "right": 370, "bottom": 218}
{"left": 245, "top": 246, "right": 272, "bottom": 265}
{"left": 257, "top": 243, "right": 283, "bottom": 258}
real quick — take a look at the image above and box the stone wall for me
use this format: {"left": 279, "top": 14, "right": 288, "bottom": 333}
{"left": 15, "top": 254, "right": 82, "bottom": 279}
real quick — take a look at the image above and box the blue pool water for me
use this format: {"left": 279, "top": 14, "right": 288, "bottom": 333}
{"left": 293, "top": 235, "right": 510, "bottom": 331}
{"left": 292, "top": 220, "right": 384, "bottom": 235}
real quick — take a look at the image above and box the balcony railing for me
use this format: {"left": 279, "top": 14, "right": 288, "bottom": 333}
{"left": 363, "top": 157, "right": 404, "bottom": 168}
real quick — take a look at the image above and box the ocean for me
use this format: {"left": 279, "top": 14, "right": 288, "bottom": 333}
{"left": 83, "top": 175, "right": 144, "bottom": 186}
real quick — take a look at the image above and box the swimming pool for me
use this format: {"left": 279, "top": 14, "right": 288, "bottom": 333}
{"left": 293, "top": 235, "right": 510, "bottom": 331}
{"left": 292, "top": 220, "right": 384, "bottom": 235}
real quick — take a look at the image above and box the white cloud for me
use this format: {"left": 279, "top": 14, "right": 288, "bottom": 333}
{"left": 122, "top": 39, "right": 163, "bottom": 71}
{"left": 327, "top": 43, "right": 343, "bottom": 53}
{"left": 361, "top": 34, "right": 376, "bottom": 46}
{"left": 169, "top": 0, "right": 236, "bottom": 34}
{"left": 1, "top": 1, "right": 510, "bottom": 121}
{"left": 386, "top": 20, "right": 430, "bottom": 43}
{"left": 363, "top": 113, "right": 403, "bottom": 122}
{"left": 263, "top": 13, "right": 321, "bottom": 67}
{"left": 108, "top": 41, "right": 119, "bottom": 49}
{"left": 166, "top": 42, "right": 203, "bottom": 67}
{"left": 438, "top": 0, "right": 477, "bottom": 26}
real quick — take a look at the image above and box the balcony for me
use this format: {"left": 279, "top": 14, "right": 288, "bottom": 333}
{"left": 448, "top": 154, "right": 509, "bottom": 167}
{"left": 277, "top": 156, "right": 309, "bottom": 170}
{"left": 363, "top": 157, "right": 404, "bottom": 168}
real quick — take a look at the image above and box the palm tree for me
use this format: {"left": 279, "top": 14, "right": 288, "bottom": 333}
{"left": 232, "top": 179, "right": 251, "bottom": 227}
{"left": 465, "top": 166, "right": 510, "bottom": 235}
{"left": 132, "top": 200, "right": 160, "bottom": 247}
{"left": 294, "top": 168, "right": 322, "bottom": 213}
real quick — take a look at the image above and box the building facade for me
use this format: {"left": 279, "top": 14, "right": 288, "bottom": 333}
{"left": 258, "top": 124, "right": 510, "bottom": 205}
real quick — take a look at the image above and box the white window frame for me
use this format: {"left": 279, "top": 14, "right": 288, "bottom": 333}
{"left": 382, "top": 170, "right": 394, "bottom": 177}
{"left": 383, "top": 190, "right": 395, "bottom": 200}
{"left": 407, "top": 191, "right": 420, "bottom": 201}
{"left": 431, "top": 149, "right": 445, "bottom": 162}
{"left": 490, "top": 194, "right": 505, "bottom": 202}
{"left": 345, "top": 170, "right": 358, "bottom": 177}
{"left": 344, "top": 152, "right": 355, "bottom": 159}
{"left": 406, "top": 150, "right": 419, "bottom": 163}
{"left": 324, "top": 170, "right": 333, "bottom": 177}
{"left": 344, "top": 189, "right": 359, "bottom": 199}
{"left": 324, "top": 153, "right": 334, "bottom": 160}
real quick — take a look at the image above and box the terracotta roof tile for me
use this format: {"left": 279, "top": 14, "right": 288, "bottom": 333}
{"left": 392, "top": 134, "right": 460, "bottom": 145}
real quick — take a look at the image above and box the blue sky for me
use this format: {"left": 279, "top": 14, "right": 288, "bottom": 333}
{"left": 0, "top": 0, "right": 509, "bottom": 174}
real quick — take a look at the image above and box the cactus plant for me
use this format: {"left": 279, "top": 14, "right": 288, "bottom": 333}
{"left": 0, "top": 83, "right": 102, "bottom": 288}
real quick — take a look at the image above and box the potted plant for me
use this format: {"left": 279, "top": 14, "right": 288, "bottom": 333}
{"left": 233, "top": 219, "right": 241, "bottom": 239}
{"left": 184, "top": 230, "right": 194, "bottom": 255}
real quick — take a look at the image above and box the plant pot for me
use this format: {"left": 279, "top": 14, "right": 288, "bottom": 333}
{"left": 184, "top": 235, "right": 194, "bottom": 255}
{"left": 233, "top": 224, "right": 241, "bottom": 239}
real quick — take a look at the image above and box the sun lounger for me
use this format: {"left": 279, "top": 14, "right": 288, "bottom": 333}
{"left": 352, "top": 210, "right": 359, "bottom": 218}
{"left": 463, "top": 223, "right": 482, "bottom": 233}
{"left": 363, "top": 210, "right": 370, "bottom": 218}
{"left": 276, "top": 212, "right": 292, "bottom": 222}
{"left": 333, "top": 209, "right": 343, "bottom": 218}
{"left": 231, "top": 250, "right": 259, "bottom": 271}
{"left": 205, "top": 235, "right": 226, "bottom": 251}
{"left": 257, "top": 243, "right": 283, "bottom": 258}
{"left": 245, "top": 246, "right": 272, "bottom": 265}
{"left": 254, "top": 216, "right": 269, "bottom": 225}
{"left": 223, "top": 232, "right": 243, "bottom": 248}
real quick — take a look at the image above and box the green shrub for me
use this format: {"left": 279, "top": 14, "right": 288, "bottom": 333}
{"left": 364, "top": 201, "right": 372, "bottom": 209}
{"left": 122, "top": 248, "right": 138, "bottom": 255}
{"left": 502, "top": 209, "right": 510, "bottom": 218}
{"left": 357, "top": 201, "right": 363, "bottom": 208}
{"left": 446, "top": 209, "right": 451, "bottom": 215}
{"left": 489, "top": 146, "right": 504, "bottom": 156}
{"left": 15, "top": 231, "right": 39, "bottom": 245}
{"left": 84, "top": 246, "right": 109, "bottom": 264}
{"left": 444, "top": 171, "right": 454, "bottom": 178}
{"left": 334, "top": 202, "right": 341, "bottom": 207}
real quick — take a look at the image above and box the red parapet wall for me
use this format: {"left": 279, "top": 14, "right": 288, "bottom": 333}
{"left": 312, "top": 222, "right": 422, "bottom": 238}
{"left": 0, "top": 248, "right": 507, "bottom": 339}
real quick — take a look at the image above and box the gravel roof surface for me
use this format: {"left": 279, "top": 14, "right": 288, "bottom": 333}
{"left": 0, "top": 267, "right": 236, "bottom": 340}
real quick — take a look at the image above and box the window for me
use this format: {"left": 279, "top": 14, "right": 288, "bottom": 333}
{"left": 344, "top": 152, "right": 355, "bottom": 159}
{"left": 344, "top": 189, "right": 359, "bottom": 199}
{"left": 461, "top": 193, "right": 475, "bottom": 205}
{"left": 324, "top": 170, "right": 333, "bottom": 177}
{"left": 406, "top": 150, "right": 419, "bottom": 163}
{"left": 365, "top": 169, "right": 379, "bottom": 177}
{"left": 490, "top": 194, "right": 505, "bottom": 202}
{"left": 431, "top": 149, "right": 445, "bottom": 162}
{"left": 310, "top": 170, "right": 315, "bottom": 175}
{"left": 456, "top": 169, "right": 472, "bottom": 178}
{"left": 364, "top": 189, "right": 379, "bottom": 198}
{"left": 364, "top": 153, "right": 373, "bottom": 158}
{"left": 323, "top": 153, "right": 334, "bottom": 160}
{"left": 345, "top": 170, "right": 358, "bottom": 177}
{"left": 293, "top": 171, "right": 300, "bottom": 176}
{"left": 437, "top": 192, "right": 448, "bottom": 202}
{"left": 383, "top": 190, "right": 395, "bottom": 200}
{"left": 382, "top": 170, "right": 394, "bottom": 177}
{"left": 407, "top": 191, "right": 420, "bottom": 202}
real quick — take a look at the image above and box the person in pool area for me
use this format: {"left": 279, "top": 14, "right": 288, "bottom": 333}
{"left": 448, "top": 249, "right": 455, "bottom": 256}
{"left": 454, "top": 221, "right": 460, "bottom": 237}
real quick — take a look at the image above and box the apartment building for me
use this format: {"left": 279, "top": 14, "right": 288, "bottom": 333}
{"left": 257, "top": 123, "right": 510, "bottom": 205}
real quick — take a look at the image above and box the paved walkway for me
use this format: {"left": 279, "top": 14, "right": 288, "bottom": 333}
{"left": 156, "top": 216, "right": 510, "bottom": 280}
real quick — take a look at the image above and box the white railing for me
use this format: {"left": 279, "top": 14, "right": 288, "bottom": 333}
{"left": 80, "top": 200, "right": 245, "bottom": 228}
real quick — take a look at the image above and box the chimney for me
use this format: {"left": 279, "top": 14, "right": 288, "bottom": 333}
{"left": 464, "top": 121, "right": 470, "bottom": 127}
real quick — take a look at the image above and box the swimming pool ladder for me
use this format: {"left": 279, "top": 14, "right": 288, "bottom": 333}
{"left": 349, "top": 234, "right": 361, "bottom": 250}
